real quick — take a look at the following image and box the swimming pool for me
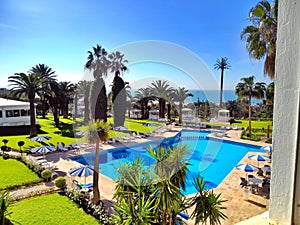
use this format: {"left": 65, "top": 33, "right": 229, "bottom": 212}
{"left": 71, "top": 129, "right": 264, "bottom": 195}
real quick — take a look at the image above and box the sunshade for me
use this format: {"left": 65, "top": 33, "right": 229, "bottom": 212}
{"left": 236, "top": 163, "right": 259, "bottom": 172}
{"left": 30, "top": 145, "right": 56, "bottom": 154}
{"left": 69, "top": 165, "right": 94, "bottom": 185}
{"left": 248, "top": 154, "right": 269, "bottom": 167}
{"left": 30, "top": 136, "right": 51, "bottom": 142}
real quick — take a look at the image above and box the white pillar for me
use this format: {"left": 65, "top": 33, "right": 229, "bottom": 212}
{"left": 269, "top": 1, "right": 300, "bottom": 224}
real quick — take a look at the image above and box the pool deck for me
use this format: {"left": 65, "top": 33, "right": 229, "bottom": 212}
{"left": 31, "top": 127, "right": 271, "bottom": 224}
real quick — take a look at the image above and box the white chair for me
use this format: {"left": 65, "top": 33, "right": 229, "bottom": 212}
{"left": 57, "top": 142, "right": 68, "bottom": 151}
{"left": 77, "top": 140, "right": 88, "bottom": 148}
{"left": 71, "top": 142, "right": 80, "bottom": 149}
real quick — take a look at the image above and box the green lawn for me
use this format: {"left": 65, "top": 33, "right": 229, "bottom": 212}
{"left": 9, "top": 193, "right": 99, "bottom": 225}
{"left": 232, "top": 120, "right": 273, "bottom": 130}
{"left": 1, "top": 115, "right": 162, "bottom": 152}
{"left": 0, "top": 157, "right": 41, "bottom": 189}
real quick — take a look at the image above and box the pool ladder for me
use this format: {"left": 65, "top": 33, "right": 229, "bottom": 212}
{"left": 180, "top": 136, "right": 206, "bottom": 140}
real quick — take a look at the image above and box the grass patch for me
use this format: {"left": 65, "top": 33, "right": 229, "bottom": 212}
{"left": 0, "top": 157, "right": 40, "bottom": 190}
{"left": 232, "top": 120, "right": 273, "bottom": 130}
{"left": 0, "top": 115, "right": 163, "bottom": 152}
{"left": 9, "top": 193, "right": 99, "bottom": 225}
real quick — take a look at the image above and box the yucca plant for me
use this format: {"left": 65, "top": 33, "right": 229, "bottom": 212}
{"left": 189, "top": 175, "right": 227, "bottom": 225}
{"left": 0, "top": 191, "right": 12, "bottom": 225}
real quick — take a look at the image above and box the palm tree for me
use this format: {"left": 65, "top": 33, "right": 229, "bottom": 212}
{"left": 134, "top": 88, "right": 155, "bottom": 119}
{"left": 189, "top": 175, "right": 227, "bottom": 225}
{"left": 235, "top": 76, "right": 266, "bottom": 137}
{"left": 109, "top": 51, "right": 128, "bottom": 127}
{"left": 214, "top": 57, "right": 231, "bottom": 108}
{"left": 171, "top": 87, "right": 193, "bottom": 124}
{"left": 85, "top": 44, "right": 109, "bottom": 122}
{"left": 47, "top": 80, "right": 60, "bottom": 127}
{"left": 149, "top": 80, "right": 174, "bottom": 119}
{"left": 241, "top": 0, "right": 278, "bottom": 79}
{"left": 148, "top": 144, "right": 189, "bottom": 224}
{"left": 8, "top": 73, "right": 46, "bottom": 137}
{"left": 29, "top": 64, "right": 57, "bottom": 118}
{"left": 58, "top": 81, "right": 75, "bottom": 118}
{"left": 86, "top": 120, "right": 110, "bottom": 205}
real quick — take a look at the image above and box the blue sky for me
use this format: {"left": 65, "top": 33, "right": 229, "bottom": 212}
{"left": 0, "top": 0, "right": 271, "bottom": 90}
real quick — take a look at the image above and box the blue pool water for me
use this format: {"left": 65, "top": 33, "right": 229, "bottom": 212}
{"left": 70, "top": 130, "right": 264, "bottom": 195}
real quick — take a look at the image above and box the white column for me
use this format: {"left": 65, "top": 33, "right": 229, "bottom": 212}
{"left": 269, "top": 1, "right": 300, "bottom": 224}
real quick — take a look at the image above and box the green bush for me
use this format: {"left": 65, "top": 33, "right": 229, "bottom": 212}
{"left": 41, "top": 170, "right": 52, "bottom": 181}
{"left": 54, "top": 177, "right": 66, "bottom": 190}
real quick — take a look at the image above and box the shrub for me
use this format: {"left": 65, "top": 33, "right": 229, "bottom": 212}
{"left": 54, "top": 177, "right": 66, "bottom": 190}
{"left": 41, "top": 170, "right": 52, "bottom": 181}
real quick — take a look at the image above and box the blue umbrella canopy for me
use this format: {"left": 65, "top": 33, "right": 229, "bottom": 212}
{"left": 75, "top": 131, "right": 87, "bottom": 137}
{"left": 236, "top": 163, "right": 259, "bottom": 172}
{"left": 30, "top": 136, "right": 51, "bottom": 142}
{"left": 248, "top": 154, "right": 268, "bottom": 161}
{"left": 69, "top": 165, "right": 94, "bottom": 184}
{"left": 248, "top": 154, "right": 269, "bottom": 167}
{"left": 30, "top": 145, "right": 56, "bottom": 154}
{"left": 261, "top": 146, "right": 273, "bottom": 154}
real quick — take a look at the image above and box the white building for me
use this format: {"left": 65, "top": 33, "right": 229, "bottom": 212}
{"left": 0, "top": 98, "right": 36, "bottom": 126}
{"left": 130, "top": 109, "right": 142, "bottom": 119}
{"left": 149, "top": 109, "right": 159, "bottom": 120}
{"left": 218, "top": 109, "right": 230, "bottom": 122}
{"left": 182, "top": 108, "right": 194, "bottom": 121}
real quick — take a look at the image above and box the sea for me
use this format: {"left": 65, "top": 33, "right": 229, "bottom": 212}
{"left": 187, "top": 90, "right": 237, "bottom": 104}
{"left": 131, "top": 89, "right": 262, "bottom": 104}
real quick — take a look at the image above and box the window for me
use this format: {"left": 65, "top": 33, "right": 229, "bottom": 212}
{"left": 14, "top": 110, "right": 20, "bottom": 117}
{"left": 21, "top": 109, "right": 28, "bottom": 116}
{"left": 5, "top": 110, "right": 13, "bottom": 117}
{"left": 0, "top": 111, "right": 2, "bottom": 118}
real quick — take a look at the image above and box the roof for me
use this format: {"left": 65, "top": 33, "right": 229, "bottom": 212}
{"left": 0, "top": 98, "right": 30, "bottom": 107}
{"left": 218, "top": 109, "right": 230, "bottom": 112}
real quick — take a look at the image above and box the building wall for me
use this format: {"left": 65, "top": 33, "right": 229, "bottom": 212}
{"left": 269, "top": 1, "right": 300, "bottom": 224}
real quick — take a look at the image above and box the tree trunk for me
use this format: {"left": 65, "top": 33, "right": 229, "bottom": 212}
{"left": 93, "top": 140, "right": 101, "bottom": 204}
{"left": 220, "top": 69, "right": 224, "bottom": 108}
{"left": 248, "top": 97, "right": 252, "bottom": 138}
{"left": 167, "top": 103, "right": 171, "bottom": 121}
{"left": 74, "top": 93, "right": 78, "bottom": 118}
{"left": 29, "top": 97, "right": 37, "bottom": 137}
{"left": 84, "top": 96, "right": 90, "bottom": 123}
{"left": 179, "top": 103, "right": 183, "bottom": 124}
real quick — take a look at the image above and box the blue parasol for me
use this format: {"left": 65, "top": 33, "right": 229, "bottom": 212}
{"left": 30, "top": 145, "right": 56, "bottom": 154}
{"left": 69, "top": 165, "right": 94, "bottom": 185}
{"left": 236, "top": 163, "right": 259, "bottom": 172}
{"left": 30, "top": 136, "right": 51, "bottom": 142}
{"left": 248, "top": 154, "right": 269, "bottom": 167}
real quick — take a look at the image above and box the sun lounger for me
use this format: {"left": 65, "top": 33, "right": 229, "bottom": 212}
{"left": 57, "top": 142, "right": 69, "bottom": 151}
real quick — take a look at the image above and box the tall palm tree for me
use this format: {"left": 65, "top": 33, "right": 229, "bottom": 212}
{"left": 86, "top": 120, "right": 110, "bottom": 204}
{"left": 235, "top": 76, "right": 266, "bottom": 137}
{"left": 78, "top": 80, "right": 93, "bottom": 123}
{"left": 29, "top": 64, "right": 57, "bottom": 118}
{"left": 85, "top": 44, "right": 109, "bottom": 122}
{"left": 58, "top": 81, "right": 75, "bottom": 118}
{"left": 171, "top": 87, "right": 193, "bottom": 124}
{"left": 149, "top": 80, "right": 174, "bottom": 119}
{"left": 214, "top": 57, "right": 231, "bottom": 108}
{"left": 109, "top": 51, "right": 128, "bottom": 127}
{"left": 47, "top": 80, "right": 60, "bottom": 127}
{"left": 134, "top": 88, "right": 154, "bottom": 119}
{"left": 241, "top": 0, "right": 278, "bottom": 79}
{"left": 8, "top": 73, "right": 46, "bottom": 137}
